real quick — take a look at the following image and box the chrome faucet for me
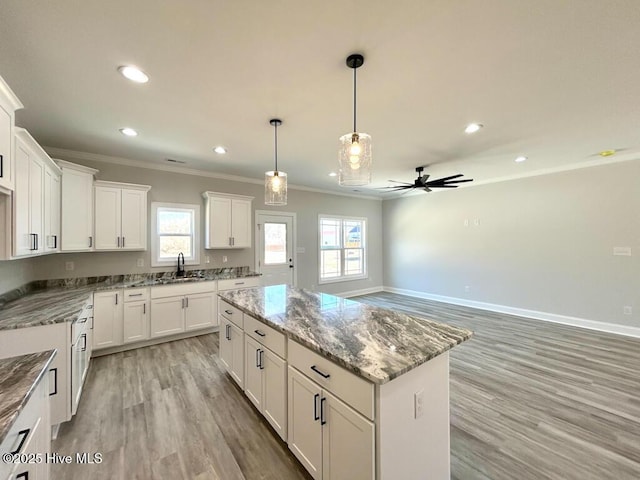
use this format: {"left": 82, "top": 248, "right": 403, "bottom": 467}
{"left": 177, "top": 252, "right": 185, "bottom": 277}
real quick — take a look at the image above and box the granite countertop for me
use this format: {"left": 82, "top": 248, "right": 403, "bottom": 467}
{"left": 218, "top": 285, "right": 473, "bottom": 385}
{"left": 0, "top": 268, "right": 260, "bottom": 331}
{"left": 0, "top": 350, "right": 56, "bottom": 443}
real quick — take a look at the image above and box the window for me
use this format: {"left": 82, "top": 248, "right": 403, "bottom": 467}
{"left": 319, "top": 215, "right": 366, "bottom": 283}
{"left": 151, "top": 202, "right": 200, "bottom": 267}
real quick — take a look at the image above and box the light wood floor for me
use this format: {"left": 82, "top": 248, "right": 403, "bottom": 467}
{"left": 52, "top": 293, "right": 640, "bottom": 479}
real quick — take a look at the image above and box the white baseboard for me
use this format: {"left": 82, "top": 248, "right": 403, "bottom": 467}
{"left": 338, "top": 286, "right": 385, "bottom": 298}
{"left": 383, "top": 286, "right": 640, "bottom": 339}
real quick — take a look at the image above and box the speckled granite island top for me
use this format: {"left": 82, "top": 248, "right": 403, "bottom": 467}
{"left": 218, "top": 285, "right": 472, "bottom": 385}
{"left": 0, "top": 351, "right": 56, "bottom": 442}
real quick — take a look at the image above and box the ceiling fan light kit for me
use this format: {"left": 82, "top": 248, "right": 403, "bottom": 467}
{"left": 339, "top": 53, "right": 372, "bottom": 187}
{"left": 265, "top": 118, "right": 288, "bottom": 206}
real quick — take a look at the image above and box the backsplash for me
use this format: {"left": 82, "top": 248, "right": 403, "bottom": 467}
{"left": 0, "top": 266, "right": 253, "bottom": 308}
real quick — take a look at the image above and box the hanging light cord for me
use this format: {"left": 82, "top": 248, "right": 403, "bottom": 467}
{"left": 274, "top": 122, "right": 278, "bottom": 172}
{"left": 353, "top": 65, "right": 357, "bottom": 132}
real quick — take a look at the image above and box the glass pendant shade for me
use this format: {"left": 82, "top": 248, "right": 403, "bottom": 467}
{"left": 265, "top": 170, "right": 287, "bottom": 205}
{"left": 338, "top": 132, "right": 372, "bottom": 186}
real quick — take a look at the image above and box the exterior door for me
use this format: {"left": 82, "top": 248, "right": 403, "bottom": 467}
{"left": 256, "top": 212, "right": 295, "bottom": 286}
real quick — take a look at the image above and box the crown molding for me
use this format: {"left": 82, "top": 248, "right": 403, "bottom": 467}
{"left": 0, "top": 75, "right": 24, "bottom": 111}
{"left": 44, "top": 146, "right": 382, "bottom": 201}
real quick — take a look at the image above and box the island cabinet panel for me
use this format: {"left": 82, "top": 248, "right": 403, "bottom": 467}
{"left": 288, "top": 340, "right": 374, "bottom": 420}
{"left": 219, "top": 315, "right": 244, "bottom": 388}
{"left": 93, "top": 290, "right": 124, "bottom": 349}
{"left": 244, "top": 333, "right": 287, "bottom": 440}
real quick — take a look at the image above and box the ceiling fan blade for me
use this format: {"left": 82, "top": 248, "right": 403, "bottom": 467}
{"left": 423, "top": 186, "right": 432, "bottom": 192}
{"left": 379, "top": 186, "right": 413, "bottom": 191}
{"left": 425, "top": 177, "right": 473, "bottom": 187}
{"left": 387, "top": 180, "right": 414, "bottom": 185}
{"left": 430, "top": 173, "right": 465, "bottom": 183}
{"left": 428, "top": 185, "right": 458, "bottom": 188}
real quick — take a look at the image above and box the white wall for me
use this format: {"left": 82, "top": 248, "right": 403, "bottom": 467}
{"left": 18, "top": 154, "right": 383, "bottom": 295}
{"left": 383, "top": 160, "right": 640, "bottom": 330}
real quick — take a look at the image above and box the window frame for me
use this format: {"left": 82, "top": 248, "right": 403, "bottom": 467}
{"left": 318, "top": 214, "right": 367, "bottom": 284}
{"left": 151, "top": 202, "right": 201, "bottom": 267}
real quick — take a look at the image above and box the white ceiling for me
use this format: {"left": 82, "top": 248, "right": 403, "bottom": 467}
{"left": 0, "top": 0, "right": 639, "bottom": 196}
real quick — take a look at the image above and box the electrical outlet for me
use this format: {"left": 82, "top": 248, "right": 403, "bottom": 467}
{"left": 414, "top": 390, "right": 424, "bottom": 419}
{"left": 205, "top": 256, "right": 210, "bottom": 264}
{"left": 623, "top": 306, "right": 632, "bottom": 315}
{"left": 65, "top": 261, "right": 74, "bottom": 271}
{"left": 222, "top": 255, "right": 228, "bottom": 263}
{"left": 136, "top": 258, "right": 144, "bottom": 267}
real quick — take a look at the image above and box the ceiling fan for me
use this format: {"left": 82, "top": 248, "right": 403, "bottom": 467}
{"left": 381, "top": 166, "right": 473, "bottom": 193}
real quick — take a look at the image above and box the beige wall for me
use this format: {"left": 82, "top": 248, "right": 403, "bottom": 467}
{"left": 383, "top": 160, "right": 640, "bottom": 328}
{"left": 14, "top": 155, "right": 383, "bottom": 295}
{"left": 0, "top": 256, "right": 35, "bottom": 294}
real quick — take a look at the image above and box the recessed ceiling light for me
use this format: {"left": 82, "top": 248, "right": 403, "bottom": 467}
{"left": 599, "top": 149, "right": 616, "bottom": 157}
{"left": 119, "top": 127, "right": 138, "bottom": 137}
{"left": 213, "top": 146, "right": 227, "bottom": 154}
{"left": 328, "top": 172, "right": 337, "bottom": 177}
{"left": 464, "top": 123, "right": 483, "bottom": 134}
{"left": 515, "top": 155, "right": 528, "bottom": 163}
{"left": 118, "top": 65, "right": 149, "bottom": 84}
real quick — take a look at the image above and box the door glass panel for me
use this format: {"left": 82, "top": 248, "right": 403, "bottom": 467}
{"left": 264, "top": 222, "right": 287, "bottom": 265}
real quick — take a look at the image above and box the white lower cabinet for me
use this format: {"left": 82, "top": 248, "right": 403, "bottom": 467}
{"left": 244, "top": 335, "right": 287, "bottom": 441}
{"left": 219, "top": 316, "right": 244, "bottom": 388}
{"left": 123, "top": 301, "right": 148, "bottom": 343}
{"left": 288, "top": 366, "right": 374, "bottom": 480}
{"left": 92, "top": 290, "right": 124, "bottom": 350}
{"left": 0, "top": 322, "right": 71, "bottom": 426}
{"left": 0, "top": 363, "right": 51, "bottom": 480}
{"left": 150, "top": 283, "right": 217, "bottom": 339}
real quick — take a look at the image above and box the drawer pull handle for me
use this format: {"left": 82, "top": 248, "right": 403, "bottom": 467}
{"left": 310, "top": 365, "right": 331, "bottom": 379}
{"left": 11, "top": 429, "right": 30, "bottom": 454}
{"left": 225, "top": 310, "right": 233, "bottom": 315}
{"left": 234, "top": 282, "right": 245, "bottom": 285}
{"left": 320, "top": 397, "right": 327, "bottom": 425}
{"left": 313, "top": 393, "right": 320, "bottom": 421}
{"left": 50, "top": 367, "right": 58, "bottom": 396}
{"left": 254, "top": 329, "right": 266, "bottom": 337}
{"left": 225, "top": 324, "right": 231, "bottom": 340}
{"left": 129, "top": 293, "right": 143, "bottom": 297}
{"left": 78, "top": 317, "right": 87, "bottom": 323}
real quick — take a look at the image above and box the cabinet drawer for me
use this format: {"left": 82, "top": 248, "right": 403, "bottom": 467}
{"left": 124, "top": 287, "right": 150, "bottom": 302}
{"left": 151, "top": 281, "right": 215, "bottom": 299}
{"left": 217, "top": 276, "right": 260, "bottom": 291}
{"left": 219, "top": 299, "right": 243, "bottom": 328}
{"left": 289, "top": 340, "right": 374, "bottom": 420}
{"left": 244, "top": 314, "right": 286, "bottom": 358}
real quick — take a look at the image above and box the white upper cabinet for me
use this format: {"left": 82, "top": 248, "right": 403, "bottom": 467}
{"left": 94, "top": 181, "right": 150, "bottom": 251}
{"left": 13, "top": 128, "right": 61, "bottom": 257}
{"left": 58, "top": 159, "right": 98, "bottom": 252}
{"left": 0, "top": 75, "right": 23, "bottom": 195}
{"left": 202, "top": 191, "right": 253, "bottom": 249}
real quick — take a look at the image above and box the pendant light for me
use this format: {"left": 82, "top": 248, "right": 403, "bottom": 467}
{"left": 265, "top": 118, "right": 287, "bottom": 205}
{"left": 339, "top": 53, "right": 371, "bottom": 186}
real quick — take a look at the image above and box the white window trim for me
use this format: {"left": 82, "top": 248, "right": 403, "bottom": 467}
{"left": 151, "top": 202, "right": 201, "bottom": 268}
{"left": 318, "top": 214, "right": 368, "bottom": 284}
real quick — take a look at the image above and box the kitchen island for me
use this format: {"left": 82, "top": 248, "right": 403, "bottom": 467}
{"left": 218, "top": 285, "right": 472, "bottom": 480}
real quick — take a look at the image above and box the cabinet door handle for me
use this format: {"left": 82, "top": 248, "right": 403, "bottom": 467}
{"left": 89, "top": 236, "right": 93, "bottom": 248}
{"left": 225, "top": 324, "right": 231, "bottom": 340}
{"left": 29, "top": 233, "right": 37, "bottom": 251}
{"left": 310, "top": 365, "right": 331, "bottom": 379}
{"left": 81, "top": 333, "right": 87, "bottom": 351}
{"left": 255, "top": 348, "right": 260, "bottom": 368}
{"left": 185, "top": 297, "right": 189, "bottom": 308}
{"left": 53, "top": 235, "right": 57, "bottom": 249}
{"left": 320, "top": 397, "right": 327, "bottom": 425}
{"left": 181, "top": 298, "right": 185, "bottom": 309}
{"left": 11, "top": 429, "right": 30, "bottom": 454}
{"left": 35, "top": 234, "right": 38, "bottom": 251}
{"left": 254, "top": 329, "right": 266, "bottom": 337}
{"left": 259, "top": 349, "right": 264, "bottom": 370}
{"left": 313, "top": 393, "right": 320, "bottom": 421}
{"left": 90, "top": 316, "right": 94, "bottom": 330}
{"left": 0, "top": 154, "right": 3, "bottom": 178}
{"left": 49, "top": 367, "right": 58, "bottom": 396}
{"left": 143, "top": 303, "right": 146, "bottom": 314}
{"left": 115, "top": 293, "right": 118, "bottom": 305}
{"left": 122, "top": 237, "right": 125, "bottom": 248}
{"left": 117, "top": 237, "right": 120, "bottom": 247}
